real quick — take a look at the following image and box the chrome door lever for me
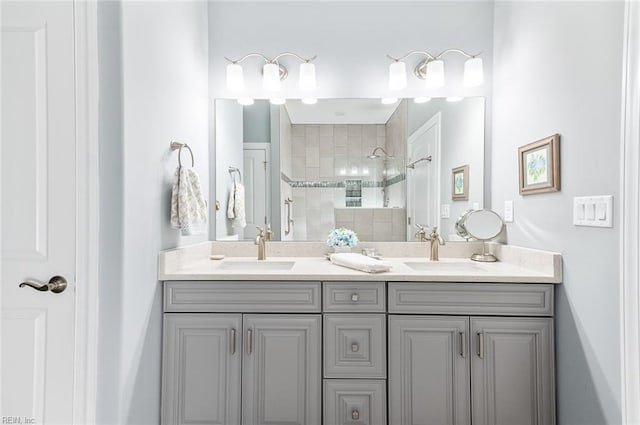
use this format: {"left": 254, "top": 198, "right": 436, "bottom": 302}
{"left": 19, "top": 276, "right": 68, "bottom": 294}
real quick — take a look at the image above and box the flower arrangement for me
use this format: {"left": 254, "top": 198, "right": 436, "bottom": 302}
{"left": 326, "top": 228, "right": 359, "bottom": 248}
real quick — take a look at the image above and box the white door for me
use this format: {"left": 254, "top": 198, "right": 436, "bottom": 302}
{"left": 406, "top": 113, "right": 441, "bottom": 240}
{"left": 242, "top": 314, "right": 322, "bottom": 425}
{"left": 243, "top": 144, "right": 269, "bottom": 240}
{"left": 1, "top": 2, "right": 77, "bottom": 423}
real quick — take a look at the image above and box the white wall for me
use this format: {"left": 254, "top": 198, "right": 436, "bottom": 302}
{"left": 491, "top": 2, "right": 624, "bottom": 424}
{"left": 97, "top": 2, "right": 210, "bottom": 423}
{"left": 208, "top": 1, "right": 493, "bottom": 100}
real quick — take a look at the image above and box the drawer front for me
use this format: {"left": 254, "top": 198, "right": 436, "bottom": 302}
{"left": 323, "top": 282, "right": 385, "bottom": 312}
{"left": 323, "top": 379, "right": 387, "bottom": 425}
{"left": 164, "top": 281, "right": 321, "bottom": 313}
{"left": 388, "top": 282, "right": 554, "bottom": 316}
{"left": 324, "top": 314, "right": 386, "bottom": 378}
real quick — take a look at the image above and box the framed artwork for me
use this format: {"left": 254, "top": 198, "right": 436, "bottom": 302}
{"left": 518, "top": 134, "right": 561, "bottom": 195}
{"left": 452, "top": 164, "right": 469, "bottom": 201}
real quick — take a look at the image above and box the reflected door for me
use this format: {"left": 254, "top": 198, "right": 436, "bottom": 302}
{"left": 243, "top": 144, "right": 270, "bottom": 240}
{"left": 407, "top": 112, "right": 441, "bottom": 239}
{"left": 1, "top": 1, "right": 77, "bottom": 422}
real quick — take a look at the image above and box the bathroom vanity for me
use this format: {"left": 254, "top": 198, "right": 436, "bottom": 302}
{"left": 159, "top": 242, "right": 561, "bottom": 425}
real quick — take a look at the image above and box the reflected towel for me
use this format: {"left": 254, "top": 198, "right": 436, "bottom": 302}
{"left": 227, "top": 181, "right": 246, "bottom": 229}
{"left": 329, "top": 253, "right": 392, "bottom": 274}
{"left": 171, "top": 166, "right": 207, "bottom": 235}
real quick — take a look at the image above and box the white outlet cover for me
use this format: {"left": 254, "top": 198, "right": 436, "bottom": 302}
{"left": 440, "top": 204, "right": 450, "bottom": 219}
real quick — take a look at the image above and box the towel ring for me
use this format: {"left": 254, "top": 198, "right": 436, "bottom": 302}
{"left": 170, "top": 141, "right": 195, "bottom": 167}
{"left": 228, "top": 166, "right": 242, "bottom": 182}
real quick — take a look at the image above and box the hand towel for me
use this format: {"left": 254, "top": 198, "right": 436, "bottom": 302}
{"left": 170, "top": 166, "right": 207, "bottom": 235}
{"left": 329, "top": 253, "right": 392, "bottom": 273}
{"left": 226, "top": 181, "right": 246, "bottom": 229}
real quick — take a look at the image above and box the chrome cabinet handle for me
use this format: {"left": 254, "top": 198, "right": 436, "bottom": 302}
{"left": 477, "top": 332, "right": 484, "bottom": 358}
{"left": 351, "top": 293, "right": 359, "bottom": 302}
{"left": 19, "top": 276, "right": 67, "bottom": 294}
{"left": 230, "top": 328, "right": 236, "bottom": 355}
{"left": 459, "top": 331, "right": 466, "bottom": 358}
{"left": 351, "top": 409, "right": 360, "bottom": 420}
{"left": 247, "top": 329, "right": 253, "bottom": 354}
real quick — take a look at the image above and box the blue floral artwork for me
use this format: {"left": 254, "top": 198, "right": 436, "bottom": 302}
{"left": 525, "top": 147, "right": 549, "bottom": 186}
{"left": 454, "top": 172, "right": 464, "bottom": 195}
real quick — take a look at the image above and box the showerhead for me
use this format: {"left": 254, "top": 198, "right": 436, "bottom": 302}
{"left": 367, "top": 147, "right": 394, "bottom": 160}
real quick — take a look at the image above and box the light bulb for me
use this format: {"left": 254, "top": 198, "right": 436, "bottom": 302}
{"left": 413, "top": 97, "right": 431, "bottom": 104}
{"left": 388, "top": 61, "right": 407, "bottom": 90}
{"left": 269, "top": 98, "right": 286, "bottom": 105}
{"left": 226, "top": 63, "right": 244, "bottom": 92}
{"left": 263, "top": 63, "right": 281, "bottom": 91}
{"left": 302, "top": 98, "right": 318, "bottom": 105}
{"left": 381, "top": 97, "right": 398, "bottom": 105}
{"left": 299, "top": 62, "right": 316, "bottom": 90}
{"left": 237, "top": 98, "right": 254, "bottom": 106}
{"left": 425, "top": 59, "right": 445, "bottom": 89}
{"left": 464, "top": 57, "right": 483, "bottom": 87}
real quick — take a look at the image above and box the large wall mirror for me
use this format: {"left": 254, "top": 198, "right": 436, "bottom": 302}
{"left": 214, "top": 97, "right": 485, "bottom": 242}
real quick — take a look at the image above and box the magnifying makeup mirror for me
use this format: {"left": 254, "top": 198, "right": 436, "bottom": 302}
{"left": 455, "top": 209, "right": 505, "bottom": 262}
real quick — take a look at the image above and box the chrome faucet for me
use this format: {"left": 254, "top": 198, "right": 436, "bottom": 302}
{"left": 429, "top": 226, "right": 445, "bottom": 261}
{"left": 255, "top": 226, "right": 267, "bottom": 260}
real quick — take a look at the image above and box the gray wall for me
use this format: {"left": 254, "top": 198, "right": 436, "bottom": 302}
{"left": 96, "top": 1, "right": 210, "bottom": 423}
{"left": 491, "top": 2, "right": 624, "bottom": 424}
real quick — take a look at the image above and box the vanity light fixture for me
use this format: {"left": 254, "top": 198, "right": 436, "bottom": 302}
{"left": 386, "top": 49, "right": 483, "bottom": 90}
{"left": 237, "top": 98, "right": 255, "bottom": 106}
{"left": 224, "top": 52, "right": 317, "bottom": 102}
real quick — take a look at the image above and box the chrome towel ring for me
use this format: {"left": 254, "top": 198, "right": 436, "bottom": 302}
{"left": 170, "top": 141, "right": 195, "bottom": 167}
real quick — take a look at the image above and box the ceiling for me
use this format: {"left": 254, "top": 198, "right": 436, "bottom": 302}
{"left": 284, "top": 98, "right": 401, "bottom": 125}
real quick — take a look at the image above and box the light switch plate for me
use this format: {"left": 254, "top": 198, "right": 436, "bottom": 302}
{"left": 574, "top": 195, "right": 613, "bottom": 227}
{"left": 504, "top": 200, "right": 514, "bottom": 223}
{"left": 440, "top": 204, "right": 450, "bottom": 219}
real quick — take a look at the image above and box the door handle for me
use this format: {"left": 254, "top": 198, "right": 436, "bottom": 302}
{"left": 459, "top": 331, "right": 466, "bottom": 358}
{"left": 230, "top": 328, "right": 236, "bottom": 355}
{"left": 477, "top": 332, "right": 484, "bottom": 359}
{"left": 247, "top": 328, "right": 253, "bottom": 354}
{"left": 19, "top": 276, "right": 68, "bottom": 294}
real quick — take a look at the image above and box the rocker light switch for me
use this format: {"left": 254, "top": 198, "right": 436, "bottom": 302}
{"left": 574, "top": 196, "right": 613, "bottom": 227}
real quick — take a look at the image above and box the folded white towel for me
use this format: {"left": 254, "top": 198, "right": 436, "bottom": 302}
{"left": 227, "top": 181, "right": 246, "bottom": 229}
{"left": 329, "top": 253, "right": 392, "bottom": 274}
{"left": 170, "top": 166, "right": 207, "bottom": 236}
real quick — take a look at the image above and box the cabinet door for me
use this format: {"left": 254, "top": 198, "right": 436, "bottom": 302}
{"left": 243, "top": 314, "right": 322, "bottom": 425}
{"left": 471, "top": 317, "right": 555, "bottom": 425}
{"left": 162, "top": 314, "right": 242, "bottom": 425}
{"left": 389, "top": 316, "right": 471, "bottom": 425}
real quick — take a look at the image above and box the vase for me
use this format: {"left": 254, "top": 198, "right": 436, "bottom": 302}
{"left": 330, "top": 246, "right": 352, "bottom": 254}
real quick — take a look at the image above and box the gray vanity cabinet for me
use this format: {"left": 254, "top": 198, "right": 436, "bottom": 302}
{"left": 388, "top": 316, "right": 471, "bottom": 425}
{"left": 471, "top": 317, "right": 555, "bottom": 425}
{"left": 242, "top": 314, "right": 322, "bottom": 425}
{"left": 162, "top": 314, "right": 242, "bottom": 425}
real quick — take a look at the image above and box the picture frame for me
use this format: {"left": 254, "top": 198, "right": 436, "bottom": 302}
{"left": 451, "top": 164, "right": 469, "bottom": 201}
{"left": 518, "top": 134, "right": 561, "bottom": 195}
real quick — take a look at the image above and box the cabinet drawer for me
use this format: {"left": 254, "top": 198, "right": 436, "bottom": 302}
{"left": 323, "top": 282, "right": 385, "bottom": 312}
{"left": 324, "top": 314, "right": 386, "bottom": 378}
{"left": 324, "top": 379, "right": 386, "bottom": 425}
{"left": 388, "top": 282, "right": 553, "bottom": 316}
{"left": 164, "top": 281, "right": 321, "bottom": 313}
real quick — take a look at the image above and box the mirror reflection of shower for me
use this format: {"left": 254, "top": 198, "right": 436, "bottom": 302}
{"left": 366, "top": 147, "right": 395, "bottom": 208}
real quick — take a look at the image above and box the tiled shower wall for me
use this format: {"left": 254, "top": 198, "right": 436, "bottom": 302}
{"left": 280, "top": 114, "right": 408, "bottom": 241}
{"left": 334, "top": 207, "right": 407, "bottom": 242}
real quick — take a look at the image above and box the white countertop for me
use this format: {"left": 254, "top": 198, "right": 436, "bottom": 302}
{"left": 159, "top": 242, "right": 562, "bottom": 283}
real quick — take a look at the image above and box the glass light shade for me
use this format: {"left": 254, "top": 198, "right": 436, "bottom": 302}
{"left": 381, "top": 97, "right": 398, "bottom": 105}
{"left": 388, "top": 61, "right": 407, "bottom": 90}
{"left": 269, "top": 98, "right": 286, "bottom": 105}
{"left": 299, "top": 62, "right": 316, "bottom": 90}
{"left": 413, "top": 97, "right": 431, "bottom": 104}
{"left": 425, "top": 59, "right": 445, "bottom": 88}
{"left": 464, "top": 57, "right": 483, "bottom": 87}
{"left": 237, "top": 98, "right": 254, "bottom": 106}
{"left": 226, "top": 63, "right": 244, "bottom": 92}
{"left": 302, "top": 98, "right": 318, "bottom": 105}
{"left": 263, "top": 63, "right": 281, "bottom": 91}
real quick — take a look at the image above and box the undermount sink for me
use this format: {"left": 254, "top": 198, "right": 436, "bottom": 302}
{"left": 218, "top": 260, "right": 295, "bottom": 271}
{"left": 404, "top": 261, "right": 487, "bottom": 273}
